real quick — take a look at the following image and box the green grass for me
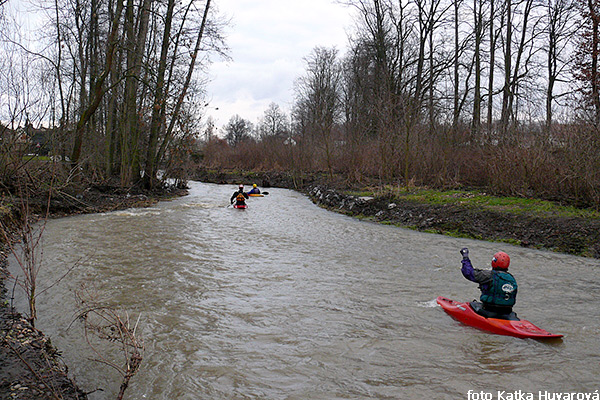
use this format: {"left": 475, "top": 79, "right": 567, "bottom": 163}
{"left": 350, "top": 186, "right": 600, "bottom": 219}
{"left": 22, "top": 155, "right": 51, "bottom": 161}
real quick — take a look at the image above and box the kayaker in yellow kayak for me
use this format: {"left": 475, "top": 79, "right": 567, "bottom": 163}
{"left": 248, "top": 184, "right": 261, "bottom": 195}
{"left": 460, "top": 248, "right": 518, "bottom": 319}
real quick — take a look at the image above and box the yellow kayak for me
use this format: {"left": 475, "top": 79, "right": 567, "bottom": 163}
{"left": 248, "top": 193, "right": 264, "bottom": 197}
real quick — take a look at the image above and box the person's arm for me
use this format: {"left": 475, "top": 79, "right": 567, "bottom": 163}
{"left": 460, "top": 248, "right": 491, "bottom": 284}
{"left": 461, "top": 257, "right": 477, "bottom": 282}
{"left": 244, "top": 192, "right": 249, "bottom": 199}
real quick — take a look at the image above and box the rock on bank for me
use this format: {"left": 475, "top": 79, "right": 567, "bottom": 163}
{"left": 307, "top": 185, "right": 600, "bottom": 258}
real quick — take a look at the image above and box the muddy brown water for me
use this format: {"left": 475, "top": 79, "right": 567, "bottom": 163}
{"left": 9, "top": 181, "right": 600, "bottom": 399}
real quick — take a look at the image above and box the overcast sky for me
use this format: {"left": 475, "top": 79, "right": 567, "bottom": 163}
{"left": 206, "top": 0, "right": 354, "bottom": 129}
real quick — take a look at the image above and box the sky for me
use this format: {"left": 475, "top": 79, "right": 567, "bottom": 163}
{"left": 206, "top": 0, "right": 354, "bottom": 130}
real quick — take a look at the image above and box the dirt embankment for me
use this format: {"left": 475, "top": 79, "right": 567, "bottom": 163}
{"left": 194, "top": 168, "right": 600, "bottom": 258}
{"left": 0, "top": 184, "right": 188, "bottom": 400}
{"left": 307, "top": 185, "right": 600, "bottom": 258}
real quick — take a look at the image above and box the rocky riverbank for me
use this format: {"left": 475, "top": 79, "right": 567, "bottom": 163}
{"left": 306, "top": 185, "right": 600, "bottom": 258}
{"left": 193, "top": 168, "right": 600, "bottom": 258}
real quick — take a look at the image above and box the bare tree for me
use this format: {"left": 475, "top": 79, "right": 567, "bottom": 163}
{"left": 544, "top": 0, "right": 578, "bottom": 133}
{"left": 573, "top": 0, "right": 600, "bottom": 127}
{"left": 145, "top": 0, "right": 216, "bottom": 189}
{"left": 257, "top": 103, "right": 289, "bottom": 140}
{"left": 499, "top": 0, "right": 543, "bottom": 135}
{"left": 500, "top": 0, "right": 514, "bottom": 133}
{"left": 224, "top": 114, "right": 253, "bottom": 147}
{"left": 4, "top": 0, "right": 226, "bottom": 190}
{"left": 472, "top": 0, "right": 483, "bottom": 134}
{"left": 1, "top": 193, "right": 47, "bottom": 327}
{"left": 487, "top": 0, "right": 498, "bottom": 133}
{"left": 294, "top": 46, "right": 343, "bottom": 178}
{"left": 120, "top": 0, "right": 152, "bottom": 185}
{"left": 70, "top": 0, "right": 124, "bottom": 170}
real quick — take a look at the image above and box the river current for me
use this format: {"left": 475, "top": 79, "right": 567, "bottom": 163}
{"left": 9, "top": 181, "right": 600, "bottom": 399}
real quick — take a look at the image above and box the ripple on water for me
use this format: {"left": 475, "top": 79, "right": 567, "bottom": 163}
{"left": 13, "top": 181, "right": 600, "bottom": 399}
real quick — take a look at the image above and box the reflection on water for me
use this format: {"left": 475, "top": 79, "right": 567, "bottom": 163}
{"left": 10, "top": 181, "right": 600, "bottom": 399}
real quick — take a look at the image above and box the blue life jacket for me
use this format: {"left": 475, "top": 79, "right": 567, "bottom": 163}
{"left": 480, "top": 271, "right": 517, "bottom": 307}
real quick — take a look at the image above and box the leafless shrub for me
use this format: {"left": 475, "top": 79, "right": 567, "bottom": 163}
{"left": 74, "top": 284, "right": 144, "bottom": 400}
{"left": 202, "top": 117, "right": 600, "bottom": 208}
{"left": 0, "top": 180, "right": 51, "bottom": 328}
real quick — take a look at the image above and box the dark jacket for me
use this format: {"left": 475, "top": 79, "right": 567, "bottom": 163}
{"left": 231, "top": 190, "right": 249, "bottom": 205}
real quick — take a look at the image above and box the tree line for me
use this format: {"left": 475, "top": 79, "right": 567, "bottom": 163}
{"left": 1, "top": 0, "right": 599, "bottom": 208}
{"left": 1, "top": 0, "right": 224, "bottom": 192}
{"left": 204, "top": 0, "right": 600, "bottom": 208}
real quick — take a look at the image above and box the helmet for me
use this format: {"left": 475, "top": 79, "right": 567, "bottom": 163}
{"left": 239, "top": 184, "right": 244, "bottom": 189}
{"left": 492, "top": 251, "right": 510, "bottom": 270}
{"left": 253, "top": 184, "right": 257, "bottom": 188}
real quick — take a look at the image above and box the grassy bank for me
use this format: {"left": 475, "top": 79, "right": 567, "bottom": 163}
{"left": 194, "top": 168, "right": 600, "bottom": 258}
{"left": 346, "top": 186, "right": 600, "bottom": 220}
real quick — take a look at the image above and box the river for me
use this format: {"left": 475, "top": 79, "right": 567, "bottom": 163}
{"left": 9, "top": 181, "right": 600, "bottom": 399}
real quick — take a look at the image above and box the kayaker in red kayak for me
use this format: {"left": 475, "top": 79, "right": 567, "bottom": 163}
{"left": 230, "top": 184, "right": 249, "bottom": 207}
{"left": 460, "top": 248, "right": 518, "bottom": 320}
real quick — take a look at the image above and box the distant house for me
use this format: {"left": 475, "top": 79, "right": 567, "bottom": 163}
{"left": 0, "top": 123, "right": 27, "bottom": 154}
{"left": 0, "top": 122, "right": 58, "bottom": 157}
{"left": 25, "top": 123, "right": 52, "bottom": 156}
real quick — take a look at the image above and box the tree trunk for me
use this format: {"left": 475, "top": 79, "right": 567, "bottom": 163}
{"left": 147, "top": 0, "right": 212, "bottom": 188}
{"left": 453, "top": 0, "right": 460, "bottom": 129}
{"left": 121, "top": 0, "right": 151, "bottom": 185}
{"left": 508, "top": 0, "right": 534, "bottom": 128}
{"left": 590, "top": 0, "right": 600, "bottom": 127}
{"left": 487, "top": 0, "right": 496, "bottom": 134}
{"left": 500, "top": 0, "right": 512, "bottom": 135}
{"left": 70, "top": 0, "right": 124, "bottom": 169}
{"left": 546, "top": 1, "right": 555, "bottom": 134}
{"left": 472, "top": 0, "right": 482, "bottom": 135}
{"left": 143, "top": 0, "right": 177, "bottom": 188}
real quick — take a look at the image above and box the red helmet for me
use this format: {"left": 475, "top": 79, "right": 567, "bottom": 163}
{"left": 492, "top": 251, "right": 510, "bottom": 270}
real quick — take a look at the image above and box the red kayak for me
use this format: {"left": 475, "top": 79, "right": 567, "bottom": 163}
{"left": 437, "top": 296, "right": 563, "bottom": 339}
{"left": 233, "top": 204, "right": 247, "bottom": 209}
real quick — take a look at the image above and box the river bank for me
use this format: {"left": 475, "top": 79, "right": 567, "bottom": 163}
{"left": 193, "top": 168, "right": 600, "bottom": 258}
{"left": 0, "top": 184, "right": 187, "bottom": 400}
{"left": 1, "top": 170, "right": 597, "bottom": 399}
